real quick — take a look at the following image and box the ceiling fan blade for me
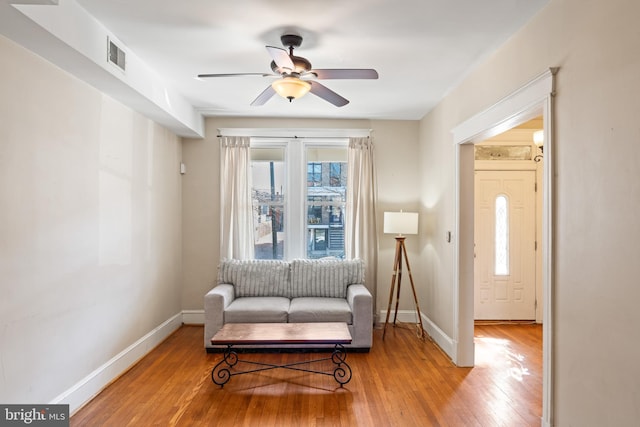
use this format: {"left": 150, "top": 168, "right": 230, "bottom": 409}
{"left": 250, "top": 85, "right": 277, "bottom": 106}
{"left": 309, "top": 81, "right": 349, "bottom": 107}
{"left": 310, "top": 69, "right": 379, "bottom": 80}
{"left": 266, "top": 46, "right": 295, "bottom": 72}
{"left": 197, "top": 72, "right": 273, "bottom": 78}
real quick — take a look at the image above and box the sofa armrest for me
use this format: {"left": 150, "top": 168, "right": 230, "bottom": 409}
{"left": 204, "top": 284, "right": 234, "bottom": 348}
{"left": 347, "top": 284, "right": 373, "bottom": 347}
{"left": 347, "top": 283, "right": 372, "bottom": 309}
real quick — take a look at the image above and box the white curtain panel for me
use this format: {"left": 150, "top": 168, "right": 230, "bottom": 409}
{"left": 219, "top": 136, "right": 254, "bottom": 260}
{"left": 345, "top": 136, "right": 378, "bottom": 309}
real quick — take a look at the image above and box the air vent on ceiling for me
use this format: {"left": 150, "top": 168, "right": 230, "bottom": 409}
{"left": 107, "top": 38, "right": 126, "bottom": 72}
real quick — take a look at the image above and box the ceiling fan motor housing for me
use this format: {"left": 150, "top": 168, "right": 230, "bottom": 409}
{"left": 270, "top": 56, "right": 312, "bottom": 75}
{"left": 281, "top": 34, "right": 303, "bottom": 49}
{"left": 270, "top": 34, "right": 312, "bottom": 76}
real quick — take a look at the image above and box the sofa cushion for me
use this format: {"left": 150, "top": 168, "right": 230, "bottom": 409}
{"left": 290, "top": 258, "right": 364, "bottom": 298}
{"left": 218, "top": 259, "right": 290, "bottom": 298}
{"left": 288, "top": 297, "right": 353, "bottom": 324}
{"left": 224, "top": 297, "right": 290, "bottom": 323}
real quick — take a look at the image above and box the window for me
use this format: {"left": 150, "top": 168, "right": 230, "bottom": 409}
{"left": 251, "top": 141, "right": 347, "bottom": 260}
{"left": 251, "top": 148, "right": 285, "bottom": 259}
{"left": 307, "top": 163, "right": 322, "bottom": 187}
{"left": 495, "top": 195, "right": 509, "bottom": 275}
{"left": 307, "top": 196, "right": 323, "bottom": 224}
{"left": 307, "top": 160, "right": 347, "bottom": 259}
{"left": 330, "top": 163, "right": 344, "bottom": 187}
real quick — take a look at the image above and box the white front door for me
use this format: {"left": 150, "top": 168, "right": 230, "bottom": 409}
{"left": 474, "top": 170, "right": 536, "bottom": 320}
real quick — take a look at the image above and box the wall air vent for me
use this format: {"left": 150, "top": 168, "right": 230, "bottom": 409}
{"left": 107, "top": 38, "right": 126, "bottom": 72}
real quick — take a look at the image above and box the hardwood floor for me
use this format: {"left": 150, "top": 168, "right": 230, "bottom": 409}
{"left": 71, "top": 323, "right": 542, "bottom": 426}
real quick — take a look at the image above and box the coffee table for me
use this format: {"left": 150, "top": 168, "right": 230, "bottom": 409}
{"left": 210, "top": 322, "right": 353, "bottom": 388}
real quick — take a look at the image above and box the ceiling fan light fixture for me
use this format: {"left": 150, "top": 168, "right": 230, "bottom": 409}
{"left": 271, "top": 77, "right": 311, "bottom": 102}
{"left": 533, "top": 130, "right": 544, "bottom": 147}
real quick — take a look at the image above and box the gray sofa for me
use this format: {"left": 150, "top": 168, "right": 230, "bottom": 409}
{"left": 204, "top": 258, "right": 373, "bottom": 351}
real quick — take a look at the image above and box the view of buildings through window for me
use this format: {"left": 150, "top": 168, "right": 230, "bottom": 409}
{"left": 306, "top": 161, "right": 346, "bottom": 259}
{"left": 251, "top": 145, "right": 347, "bottom": 260}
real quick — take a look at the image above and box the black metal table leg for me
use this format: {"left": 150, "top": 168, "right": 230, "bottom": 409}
{"left": 211, "top": 345, "right": 238, "bottom": 387}
{"left": 210, "top": 343, "right": 352, "bottom": 387}
{"left": 331, "top": 344, "right": 352, "bottom": 386}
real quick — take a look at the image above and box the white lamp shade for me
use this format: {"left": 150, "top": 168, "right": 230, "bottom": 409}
{"left": 271, "top": 77, "right": 311, "bottom": 100}
{"left": 384, "top": 211, "right": 419, "bottom": 235}
{"left": 533, "top": 130, "right": 544, "bottom": 147}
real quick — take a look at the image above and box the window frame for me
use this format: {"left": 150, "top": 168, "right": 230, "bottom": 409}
{"left": 251, "top": 137, "right": 348, "bottom": 260}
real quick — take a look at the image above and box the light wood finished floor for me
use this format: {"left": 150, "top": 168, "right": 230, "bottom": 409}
{"left": 71, "top": 323, "right": 542, "bottom": 426}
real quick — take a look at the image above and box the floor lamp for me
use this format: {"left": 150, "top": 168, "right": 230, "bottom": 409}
{"left": 382, "top": 211, "right": 425, "bottom": 340}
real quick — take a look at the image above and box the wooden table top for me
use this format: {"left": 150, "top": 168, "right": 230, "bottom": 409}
{"left": 211, "top": 322, "right": 352, "bottom": 345}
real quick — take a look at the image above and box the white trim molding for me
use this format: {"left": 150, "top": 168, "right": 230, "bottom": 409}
{"left": 182, "top": 309, "right": 205, "bottom": 324}
{"left": 451, "top": 67, "right": 557, "bottom": 427}
{"left": 378, "top": 310, "right": 455, "bottom": 359}
{"left": 217, "top": 128, "right": 371, "bottom": 139}
{"left": 452, "top": 68, "right": 557, "bottom": 144}
{"left": 51, "top": 313, "right": 183, "bottom": 415}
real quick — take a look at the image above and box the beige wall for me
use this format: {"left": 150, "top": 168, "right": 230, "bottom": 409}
{"left": 418, "top": 0, "right": 640, "bottom": 424}
{"left": 181, "top": 117, "right": 421, "bottom": 314}
{"left": 0, "top": 35, "right": 183, "bottom": 404}
{"left": 7, "top": 0, "right": 638, "bottom": 422}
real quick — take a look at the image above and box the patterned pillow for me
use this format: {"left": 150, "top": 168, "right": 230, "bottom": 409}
{"left": 290, "top": 258, "right": 364, "bottom": 298}
{"left": 217, "top": 259, "right": 290, "bottom": 297}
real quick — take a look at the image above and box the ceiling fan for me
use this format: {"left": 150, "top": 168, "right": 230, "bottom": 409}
{"left": 197, "top": 34, "right": 378, "bottom": 107}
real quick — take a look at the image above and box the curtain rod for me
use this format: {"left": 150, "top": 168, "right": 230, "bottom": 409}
{"left": 217, "top": 128, "right": 372, "bottom": 139}
{"left": 216, "top": 134, "right": 369, "bottom": 139}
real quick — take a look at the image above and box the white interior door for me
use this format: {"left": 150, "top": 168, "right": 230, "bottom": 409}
{"left": 474, "top": 170, "right": 536, "bottom": 320}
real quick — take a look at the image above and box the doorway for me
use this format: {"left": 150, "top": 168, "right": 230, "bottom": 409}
{"left": 473, "top": 117, "right": 543, "bottom": 322}
{"left": 451, "top": 68, "right": 556, "bottom": 426}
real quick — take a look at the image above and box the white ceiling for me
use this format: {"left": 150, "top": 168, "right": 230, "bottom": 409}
{"left": 1, "top": 0, "right": 547, "bottom": 132}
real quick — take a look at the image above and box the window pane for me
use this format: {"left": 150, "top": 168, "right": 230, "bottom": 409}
{"left": 308, "top": 162, "right": 322, "bottom": 187}
{"left": 495, "top": 195, "right": 509, "bottom": 275}
{"left": 306, "top": 159, "right": 347, "bottom": 259}
{"left": 251, "top": 160, "right": 285, "bottom": 259}
{"left": 330, "top": 163, "right": 343, "bottom": 187}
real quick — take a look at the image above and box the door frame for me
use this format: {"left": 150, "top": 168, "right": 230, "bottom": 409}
{"left": 451, "top": 68, "right": 557, "bottom": 427}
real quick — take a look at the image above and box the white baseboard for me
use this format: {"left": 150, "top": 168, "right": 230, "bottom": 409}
{"left": 378, "top": 309, "right": 419, "bottom": 325}
{"left": 182, "top": 309, "right": 204, "bottom": 324}
{"left": 52, "top": 312, "right": 183, "bottom": 415}
{"left": 55, "top": 309, "right": 455, "bottom": 415}
{"left": 422, "top": 314, "right": 455, "bottom": 361}
{"left": 378, "top": 310, "right": 456, "bottom": 363}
